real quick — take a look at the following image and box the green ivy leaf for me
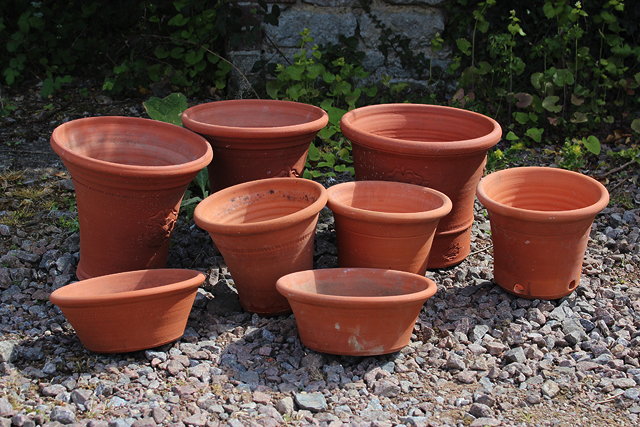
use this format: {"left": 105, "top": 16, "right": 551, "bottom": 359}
{"left": 583, "top": 135, "right": 601, "bottom": 155}
{"left": 168, "top": 13, "right": 188, "bottom": 26}
{"left": 631, "top": 118, "right": 640, "bottom": 133}
{"left": 525, "top": 127, "right": 544, "bottom": 143}
{"left": 542, "top": 95, "right": 562, "bottom": 113}
{"left": 143, "top": 93, "right": 188, "bottom": 126}
{"left": 506, "top": 131, "right": 519, "bottom": 141}
{"left": 307, "top": 142, "right": 321, "bottom": 162}
{"left": 514, "top": 112, "right": 530, "bottom": 124}
{"left": 456, "top": 38, "right": 472, "bottom": 56}
{"left": 530, "top": 72, "right": 544, "bottom": 91}
{"left": 553, "top": 69, "right": 575, "bottom": 86}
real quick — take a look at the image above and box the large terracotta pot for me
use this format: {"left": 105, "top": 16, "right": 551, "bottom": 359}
{"left": 340, "top": 104, "right": 501, "bottom": 268}
{"left": 194, "top": 178, "right": 328, "bottom": 315}
{"left": 326, "top": 181, "right": 452, "bottom": 275}
{"left": 50, "top": 269, "right": 205, "bottom": 353}
{"left": 182, "top": 99, "right": 328, "bottom": 192}
{"left": 476, "top": 167, "right": 609, "bottom": 299}
{"left": 276, "top": 268, "right": 437, "bottom": 356}
{"left": 50, "top": 116, "right": 213, "bottom": 280}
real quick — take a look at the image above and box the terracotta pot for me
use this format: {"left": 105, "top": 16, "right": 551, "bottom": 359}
{"left": 49, "top": 269, "right": 205, "bottom": 353}
{"left": 194, "top": 177, "right": 328, "bottom": 315}
{"left": 326, "top": 181, "right": 452, "bottom": 275}
{"left": 182, "top": 99, "right": 328, "bottom": 192}
{"left": 340, "top": 104, "right": 501, "bottom": 268}
{"left": 276, "top": 268, "right": 437, "bottom": 356}
{"left": 476, "top": 167, "right": 609, "bottom": 299}
{"left": 50, "top": 116, "right": 213, "bottom": 280}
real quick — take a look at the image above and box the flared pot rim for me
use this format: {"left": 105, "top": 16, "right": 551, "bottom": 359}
{"left": 181, "top": 99, "right": 329, "bottom": 138}
{"left": 194, "top": 177, "right": 328, "bottom": 235}
{"left": 326, "top": 180, "right": 452, "bottom": 224}
{"left": 50, "top": 116, "right": 213, "bottom": 178}
{"left": 476, "top": 166, "right": 610, "bottom": 222}
{"left": 49, "top": 269, "right": 205, "bottom": 308}
{"left": 276, "top": 268, "right": 437, "bottom": 307}
{"left": 340, "top": 103, "right": 502, "bottom": 155}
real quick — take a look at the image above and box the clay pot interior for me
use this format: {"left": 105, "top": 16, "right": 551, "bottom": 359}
{"left": 276, "top": 268, "right": 437, "bottom": 356}
{"left": 327, "top": 180, "right": 452, "bottom": 274}
{"left": 477, "top": 168, "right": 608, "bottom": 213}
{"left": 343, "top": 106, "right": 498, "bottom": 146}
{"left": 328, "top": 180, "right": 451, "bottom": 216}
{"left": 50, "top": 269, "right": 205, "bottom": 353}
{"left": 182, "top": 100, "right": 327, "bottom": 130}
{"left": 52, "top": 117, "right": 211, "bottom": 168}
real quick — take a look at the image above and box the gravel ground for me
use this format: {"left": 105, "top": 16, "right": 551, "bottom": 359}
{"left": 1, "top": 84, "right": 639, "bottom": 426}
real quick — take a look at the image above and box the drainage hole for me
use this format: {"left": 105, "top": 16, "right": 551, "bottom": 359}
{"left": 568, "top": 280, "right": 577, "bottom": 291}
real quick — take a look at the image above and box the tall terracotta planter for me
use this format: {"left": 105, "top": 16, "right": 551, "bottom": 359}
{"left": 194, "top": 178, "right": 328, "bottom": 315}
{"left": 276, "top": 268, "right": 437, "bottom": 356}
{"left": 182, "top": 99, "right": 328, "bottom": 192}
{"left": 327, "top": 181, "right": 452, "bottom": 275}
{"left": 476, "top": 167, "right": 609, "bottom": 299}
{"left": 50, "top": 116, "right": 213, "bottom": 280}
{"left": 341, "top": 104, "right": 501, "bottom": 268}
{"left": 50, "top": 269, "right": 205, "bottom": 353}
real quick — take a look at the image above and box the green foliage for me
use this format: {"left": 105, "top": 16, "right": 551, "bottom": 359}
{"left": 267, "top": 29, "right": 377, "bottom": 179}
{"left": 0, "top": 1, "right": 277, "bottom": 97}
{"left": 0, "top": 1, "right": 139, "bottom": 96}
{"left": 143, "top": 93, "right": 188, "bottom": 127}
{"left": 444, "top": 0, "right": 640, "bottom": 168}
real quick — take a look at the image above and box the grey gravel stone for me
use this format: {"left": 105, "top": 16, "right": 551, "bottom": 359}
{"left": 0, "top": 398, "right": 13, "bottom": 417}
{"left": 49, "top": 407, "right": 75, "bottom": 424}
{"left": 504, "top": 347, "right": 526, "bottom": 364}
{"left": 0, "top": 341, "right": 17, "bottom": 363}
{"left": 468, "top": 403, "right": 492, "bottom": 418}
{"left": 294, "top": 392, "right": 327, "bottom": 412}
{"left": 275, "top": 397, "right": 294, "bottom": 415}
{"left": 542, "top": 380, "right": 561, "bottom": 398}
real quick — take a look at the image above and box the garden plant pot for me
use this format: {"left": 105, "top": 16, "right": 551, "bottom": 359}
{"left": 194, "top": 177, "right": 328, "bottom": 315}
{"left": 476, "top": 167, "right": 609, "bottom": 299}
{"left": 182, "top": 99, "right": 328, "bottom": 192}
{"left": 341, "top": 104, "right": 501, "bottom": 268}
{"left": 326, "top": 181, "right": 452, "bottom": 275}
{"left": 276, "top": 268, "right": 437, "bottom": 356}
{"left": 50, "top": 116, "right": 213, "bottom": 280}
{"left": 49, "top": 269, "right": 205, "bottom": 353}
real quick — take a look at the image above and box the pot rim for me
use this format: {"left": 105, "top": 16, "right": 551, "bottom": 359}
{"left": 326, "top": 180, "right": 452, "bottom": 223}
{"left": 194, "top": 177, "right": 328, "bottom": 235}
{"left": 476, "top": 166, "right": 610, "bottom": 222}
{"left": 340, "top": 103, "right": 502, "bottom": 155}
{"left": 49, "top": 269, "right": 205, "bottom": 308}
{"left": 276, "top": 268, "right": 437, "bottom": 307}
{"left": 50, "top": 116, "right": 213, "bottom": 178}
{"left": 181, "top": 99, "right": 329, "bottom": 138}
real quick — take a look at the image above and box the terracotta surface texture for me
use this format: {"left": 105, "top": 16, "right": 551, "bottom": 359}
{"left": 49, "top": 269, "right": 205, "bottom": 353}
{"left": 340, "top": 103, "right": 501, "bottom": 268}
{"left": 194, "top": 177, "right": 328, "bottom": 315}
{"left": 182, "top": 99, "right": 328, "bottom": 192}
{"left": 477, "top": 166, "right": 609, "bottom": 299}
{"left": 50, "top": 116, "right": 213, "bottom": 280}
{"left": 327, "top": 180, "right": 452, "bottom": 274}
{"left": 276, "top": 268, "right": 438, "bottom": 356}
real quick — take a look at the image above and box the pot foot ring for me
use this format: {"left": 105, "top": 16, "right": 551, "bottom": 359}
{"left": 499, "top": 279, "right": 579, "bottom": 300}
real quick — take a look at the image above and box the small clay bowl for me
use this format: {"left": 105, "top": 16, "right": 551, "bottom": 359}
{"left": 276, "top": 268, "right": 437, "bottom": 356}
{"left": 50, "top": 269, "right": 205, "bottom": 353}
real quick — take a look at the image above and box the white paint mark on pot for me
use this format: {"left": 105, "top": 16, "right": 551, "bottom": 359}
{"left": 335, "top": 323, "right": 340, "bottom": 330}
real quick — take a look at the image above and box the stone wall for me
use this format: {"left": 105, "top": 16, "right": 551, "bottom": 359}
{"left": 229, "top": 0, "right": 449, "bottom": 95}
